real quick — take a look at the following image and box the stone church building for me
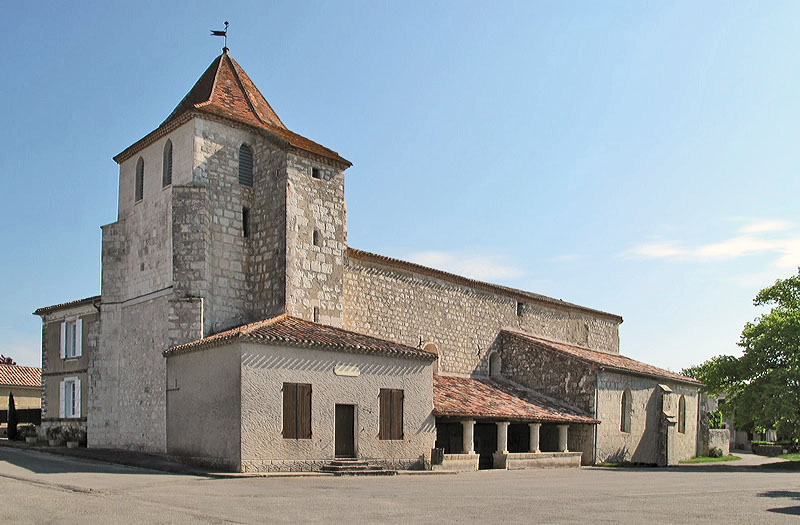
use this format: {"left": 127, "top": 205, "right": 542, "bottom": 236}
{"left": 34, "top": 49, "right": 700, "bottom": 472}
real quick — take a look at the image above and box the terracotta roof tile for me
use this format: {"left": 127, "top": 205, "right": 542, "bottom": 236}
{"left": 347, "top": 248, "right": 623, "bottom": 323}
{"left": 115, "top": 51, "right": 350, "bottom": 166}
{"left": 504, "top": 330, "right": 700, "bottom": 385}
{"left": 0, "top": 364, "right": 41, "bottom": 388}
{"left": 433, "top": 374, "right": 596, "bottom": 424}
{"left": 33, "top": 295, "right": 101, "bottom": 316}
{"left": 165, "top": 314, "right": 437, "bottom": 362}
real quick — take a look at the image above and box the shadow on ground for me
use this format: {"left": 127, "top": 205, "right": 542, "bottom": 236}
{"left": 759, "top": 490, "right": 800, "bottom": 516}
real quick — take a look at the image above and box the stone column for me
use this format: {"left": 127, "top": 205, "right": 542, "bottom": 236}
{"left": 496, "top": 421, "right": 509, "bottom": 453}
{"left": 462, "top": 420, "right": 475, "bottom": 454}
{"left": 529, "top": 423, "right": 541, "bottom": 453}
{"left": 557, "top": 424, "right": 569, "bottom": 452}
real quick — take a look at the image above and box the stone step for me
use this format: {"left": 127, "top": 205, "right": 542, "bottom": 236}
{"left": 329, "top": 469, "right": 396, "bottom": 476}
{"left": 320, "top": 464, "right": 384, "bottom": 472}
{"left": 320, "top": 459, "right": 396, "bottom": 476}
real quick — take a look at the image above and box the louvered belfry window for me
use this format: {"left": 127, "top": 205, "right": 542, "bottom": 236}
{"left": 283, "top": 382, "right": 312, "bottom": 439}
{"left": 135, "top": 157, "right": 144, "bottom": 202}
{"left": 162, "top": 140, "right": 173, "bottom": 187}
{"left": 379, "top": 389, "right": 404, "bottom": 440}
{"left": 239, "top": 144, "right": 254, "bottom": 186}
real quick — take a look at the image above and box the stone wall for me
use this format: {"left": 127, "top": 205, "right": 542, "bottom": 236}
{"left": 343, "top": 255, "right": 620, "bottom": 376}
{"left": 284, "top": 152, "right": 347, "bottom": 327}
{"left": 595, "top": 370, "right": 698, "bottom": 464}
{"left": 500, "top": 332, "right": 598, "bottom": 413}
{"left": 238, "top": 342, "right": 435, "bottom": 472}
{"left": 39, "top": 304, "right": 99, "bottom": 437}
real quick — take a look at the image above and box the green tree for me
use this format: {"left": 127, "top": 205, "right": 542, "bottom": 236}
{"left": 683, "top": 269, "right": 800, "bottom": 440}
{"left": 7, "top": 392, "right": 18, "bottom": 441}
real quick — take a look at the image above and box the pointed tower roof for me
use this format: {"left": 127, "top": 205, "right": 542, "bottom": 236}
{"left": 114, "top": 51, "right": 350, "bottom": 166}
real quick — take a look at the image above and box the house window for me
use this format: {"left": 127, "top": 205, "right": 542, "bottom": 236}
{"left": 239, "top": 144, "right": 254, "bottom": 187}
{"left": 59, "top": 377, "right": 81, "bottom": 419}
{"left": 242, "top": 207, "right": 250, "bottom": 238}
{"left": 162, "top": 139, "right": 173, "bottom": 187}
{"left": 135, "top": 157, "right": 144, "bottom": 202}
{"left": 312, "top": 167, "right": 322, "bottom": 180}
{"left": 678, "top": 395, "right": 686, "bottom": 434}
{"left": 620, "top": 388, "right": 632, "bottom": 433}
{"left": 379, "top": 389, "right": 404, "bottom": 440}
{"left": 283, "top": 382, "right": 311, "bottom": 439}
{"left": 60, "top": 318, "right": 82, "bottom": 359}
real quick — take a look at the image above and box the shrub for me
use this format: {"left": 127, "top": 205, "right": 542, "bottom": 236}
{"left": 16, "top": 425, "right": 37, "bottom": 440}
{"left": 707, "top": 410, "right": 724, "bottom": 430}
{"left": 46, "top": 426, "right": 65, "bottom": 441}
{"left": 64, "top": 427, "right": 87, "bottom": 445}
{"left": 709, "top": 446, "right": 723, "bottom": 458}
{"left": 6, "top": 392, "right": 17, "bottom": 441}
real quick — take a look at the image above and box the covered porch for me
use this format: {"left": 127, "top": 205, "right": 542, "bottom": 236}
{"left": 432, "top": 375, "right": 597, "bottom": 470}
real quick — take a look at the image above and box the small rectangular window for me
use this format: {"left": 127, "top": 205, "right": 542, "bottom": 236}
{"left": 242, "top": 207, "right": 250, "bottom": 238}
{"left": 312, "top": 229, "right": 320, "bottom": 247}
{"left": 283, "top": 382, "right": 312, "bottom": 439}
{"left": 313, "top": 307, "right": 319, "bottom": 323}
{"left": 379, "top": 389, "right": 404, "bottom": 440}
{"left": 311, "top": 167, "right": 322, "bottom": 180}
{"left": 516, "top": 301, "right": 524, "bottom": 316}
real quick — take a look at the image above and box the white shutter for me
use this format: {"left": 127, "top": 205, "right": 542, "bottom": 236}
{"left": 59, "top": 380, "right": 66, "bottom": 418}
{"left": 75, "top": 378, "right": 82, "bottom": 417}
{"left": 60, "top": 322, "right": 66, "bottom": 359}
{"left": 75, "top": 318, "right": 83, "bottom": 357}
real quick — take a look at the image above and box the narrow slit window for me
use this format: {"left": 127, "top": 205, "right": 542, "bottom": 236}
{"left": 678, "top": 395, "right": 686, "bottom": 434}
{"left": 312, "top": 229, "right": 320, "bottom": 247}
{"left": 313, "top": 307, "right": 319, "bottom": 323}
{"left": 135, "top": 157, "right": 144, "bottom": 202}
{"left": 516, "top": 301, "right": 524, "bottom": 316}
{"left": 621, "top": 388, "right": 632, "bottom": 433}
{"left": 242, "top": 207, "right": 250, "bottom": 238}
{"left": 162, "top": 139, "right": 173, "bottom": 187}
{"left": 239, "top": 144, "right": 254, "bottom": 187}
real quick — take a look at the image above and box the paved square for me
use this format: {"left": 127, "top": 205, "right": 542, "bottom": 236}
{"left": 2, "top": 447, "right": 799, "bottom": 523}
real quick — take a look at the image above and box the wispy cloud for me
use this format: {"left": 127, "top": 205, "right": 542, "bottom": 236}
{"left": 624, "top": 219, "right": 800, "bottom": 270}
{"left": 407, "top": 251, "right": 524, "bottom": 281}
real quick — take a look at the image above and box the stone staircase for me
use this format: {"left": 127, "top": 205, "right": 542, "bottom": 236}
{"left": 320, "top": 459, "right": 396, "bottom": 476}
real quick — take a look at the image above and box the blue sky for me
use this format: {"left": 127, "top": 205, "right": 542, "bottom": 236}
{"left": 1, "top": 2, "right": 798, "bottom": 370}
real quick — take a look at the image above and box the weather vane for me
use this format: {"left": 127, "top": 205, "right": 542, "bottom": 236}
{"left": 211, "top": 21, "right": 229, "bottom": 52}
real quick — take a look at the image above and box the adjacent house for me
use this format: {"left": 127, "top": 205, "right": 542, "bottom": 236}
{"left": 34, "top": 48, "right": 700, "bottom": 471}
{"left": 0, "top": 363, "right": 42, "bottom": 431}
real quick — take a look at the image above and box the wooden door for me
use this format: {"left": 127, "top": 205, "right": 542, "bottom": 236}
{"left": 335, "top": 404, "right": 355, "bottom": 458}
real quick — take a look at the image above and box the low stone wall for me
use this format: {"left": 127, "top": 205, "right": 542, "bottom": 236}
{"left": 708, "top": 429, "right": 730, "bottom": 456}
{"left": 494, "top": 452, "right": 582, "bottom": 470}
{"left": 432, "top": 453, "right": 479, "bottom": 472}
{"left": 752, "top": 443, "right": 791, "bottom": 457}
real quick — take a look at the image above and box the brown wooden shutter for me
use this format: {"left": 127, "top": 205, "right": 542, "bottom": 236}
{"left": 283, "top": 383, "right": 297, "bottom": 439}
{"left": 391, "top": 390, "right": 404, "bottom": 440}
{"left": 379, "top": 389, "right": 391, "bottom": 440}
{"left": 298, "top": 383, "right": 312, "bottom": 439}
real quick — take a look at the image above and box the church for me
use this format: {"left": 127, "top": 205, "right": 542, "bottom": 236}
{"left": 34, "top": 48, "right": 701, "bottom": 472}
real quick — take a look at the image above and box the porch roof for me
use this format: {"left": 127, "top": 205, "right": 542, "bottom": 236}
{"left": 433, "top": 374, "right": 597, "bottom": 424}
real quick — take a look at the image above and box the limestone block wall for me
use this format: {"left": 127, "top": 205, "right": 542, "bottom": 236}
{"left": 92, "top": 293, "right": 170, "bottom": 452}
{"left": 499, "top": 332, "right": 598, "bottom": 413}
{"left": 166, "top": 345, "right": 241, "bottom": 470}
{"left": 595, "top": 370, "right": 698, "bottom": 464}
{"left": 343, "top": 256, "right": 619, "bottom": 376}
{"left": 191, "top": 118, "right": 287, "bottom": 335}
{"left": 239, "top": 343, "right": 435, "bottom": 472}
{"left": 285, "top": 152, "right": 347, "bottom": 327}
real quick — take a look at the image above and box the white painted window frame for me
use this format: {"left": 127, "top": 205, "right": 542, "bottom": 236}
{"left": 59, "top": 376, "right": 81, "bottom": 419}
{"left": 59, "top": 317, "right": 82, "bottom": 359}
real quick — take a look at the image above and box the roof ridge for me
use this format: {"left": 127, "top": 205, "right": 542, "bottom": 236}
{"left": 223, "top": 53, "right": 265, "bottom": 126}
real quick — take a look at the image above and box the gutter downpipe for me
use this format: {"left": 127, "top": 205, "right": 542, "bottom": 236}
{"left": 594, "top": 369, "right": 600, "bottom": 465}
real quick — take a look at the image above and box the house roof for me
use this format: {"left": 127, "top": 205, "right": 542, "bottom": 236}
{"left": 0, "top": 364, "right": 41, "bottom": 388}
{"left": 164, "top": 313, "right": 438, "bottom": 362}
{"left": 433, "top": 374, "right": 597, "bottom": 424}
{"left": 33, "top": 295, "right": 101, "bottom": 316}
{"left": 503, "top": 330, "right": 701, "bottom": 385}
{"left": 114, "top": 50, "right": 350, "bottom": 167}
{"left": 347, "top": 248, "right": 623, "bottom": 323}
